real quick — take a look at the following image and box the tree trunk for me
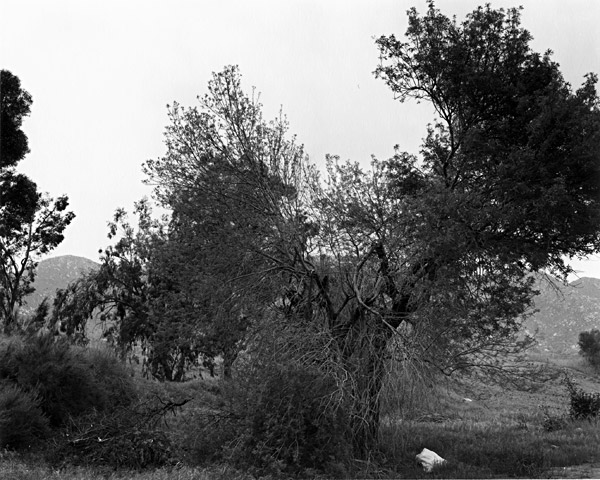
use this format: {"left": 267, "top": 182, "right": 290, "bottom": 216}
{"left": 342, "top": 313, "right": 393, "bottom": 458}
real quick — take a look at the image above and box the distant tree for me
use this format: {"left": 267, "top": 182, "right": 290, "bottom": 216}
{"left": 578, "top": 329, "right": 600, "bottom": 368}
{"left": 0, "top": 70, "right": 75, "bottom": 332}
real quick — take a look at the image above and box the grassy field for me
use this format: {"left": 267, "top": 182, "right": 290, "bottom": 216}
{"left": 1, "top": 354, "right": 599, "bottom": 479}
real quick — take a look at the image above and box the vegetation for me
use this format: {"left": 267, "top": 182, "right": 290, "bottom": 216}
{"left": 1, "top": 2, "right": 600, "bottom": 478}
{"left": 0, "top": 70, "right": 75, "bottom": 333}
{"left": 0, "top": 382, "right": 50, "bottom": 450}
{"left": 0, "top": 334, "right": 136, "bottom": 427}
{"left": 578, "top": 328, "right": 600, "bottom": 368}
{"left": 565, "top": 375, "right": 600, "bottom": 419}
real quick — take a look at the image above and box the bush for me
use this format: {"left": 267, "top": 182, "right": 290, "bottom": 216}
{"left": 565, "top": 376, "right": 600, "bottom": 419}
{"left": 578, "top": 329, "right": 600, "bottom": 368}
{"left": 223, "top": 364, "right": 351, "bottom": 477}
{"left": 540, "top": 405, "right": 569, "bottom": 432}
{"left": 0, "top": 382, "right": 50, "bottom": 450}
{"left": 0, "top": 334, "right": 136, "bottom": 427}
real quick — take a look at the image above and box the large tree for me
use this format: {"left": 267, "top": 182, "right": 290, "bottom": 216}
{"left": 141, "top": 14, "right": 600, "bottom": 453}
{"left": 0, "top": 70, "right": 75, "bottom": 331}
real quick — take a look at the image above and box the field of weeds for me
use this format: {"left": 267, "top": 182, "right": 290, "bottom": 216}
{"left": 1, "top": 354, "right": 599, "bottom": 479}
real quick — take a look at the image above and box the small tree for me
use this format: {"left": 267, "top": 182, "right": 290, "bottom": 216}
{"left": 578, "top": 329, "right": 600, "bottom": 368}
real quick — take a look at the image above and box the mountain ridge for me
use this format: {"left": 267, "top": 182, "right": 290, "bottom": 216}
{"left": 19, "top": 256, "right": 600, "bottom": 356}
{"left": 21, "top": 254, "right": 99, "bottom": 314}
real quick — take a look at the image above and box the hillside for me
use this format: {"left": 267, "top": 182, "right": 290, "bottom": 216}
{"left": 18, "top": 256, "right": 600, "bottom": 356}
{"left": 21, "top": 255, "right": 99, "bottom": 314}
{"left": 525, "top": 276, "right": 600, "bottom": 355}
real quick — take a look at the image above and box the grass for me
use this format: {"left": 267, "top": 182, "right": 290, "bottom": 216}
{"left": 0, "top": 450, "right": 254, "bottom": 480}
{"left": 377, "top": 356, "right": 600, "bottom": 478}
{"left": 2, "top": 354, "right": 599, "bottom": 479}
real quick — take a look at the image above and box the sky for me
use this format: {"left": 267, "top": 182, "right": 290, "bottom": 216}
{"left": 1, "top": 0, "right": 599, "bottom": 278}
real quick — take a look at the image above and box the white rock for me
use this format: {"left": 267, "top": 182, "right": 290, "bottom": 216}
{"left": 416, "top": 448, "right": 446, "bottom": 472}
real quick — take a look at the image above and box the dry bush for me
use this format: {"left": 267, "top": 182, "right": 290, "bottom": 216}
{"left": 50, "top": 395, "right": 188, "bottom": 470}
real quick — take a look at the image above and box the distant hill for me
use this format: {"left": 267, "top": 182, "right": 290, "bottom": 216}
{"left": 525, "top": 276, "right": 600, "bottom": 355}
{"left": 21, "top": 255, "right": 99, "bottom": 314}
{"left": 17, "top": 256, "right": 600, "bottom": 355}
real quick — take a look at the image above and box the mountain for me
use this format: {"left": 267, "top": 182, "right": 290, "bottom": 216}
{"left": 17, "top": 256, "right": 600, "bottom": 356}
{"left": 21, "top": 255, "right": 99, "bottom": 315}
{"left": 525, "top": 276, "right": 600, "bottom": 355}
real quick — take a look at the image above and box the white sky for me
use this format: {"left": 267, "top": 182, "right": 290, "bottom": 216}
{"left": 1, "top": 0, "right": 599, "bottom": 278}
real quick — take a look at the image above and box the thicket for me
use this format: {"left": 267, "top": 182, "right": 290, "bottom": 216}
{"left": 184, "top": 318, "right": 353, "bottom": 478}
{"left": 0, "top": 334, "right": 136, "bottom": 427}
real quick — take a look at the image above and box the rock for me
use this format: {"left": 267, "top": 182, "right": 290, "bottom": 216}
{"left": 416, "top": 448, "right": 446, "bottom": 472}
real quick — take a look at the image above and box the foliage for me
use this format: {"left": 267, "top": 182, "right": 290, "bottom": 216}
{"left": 0, "top": 334, "right": 136, "bottom": 427}
{"left": 0, "top": 70, "right": 75, "bottom": 332}
{"left": 183, "top": 316, "right": 351, "bottom": 477}
{"left": 143, "top": 66, "right": 309, "bottom": 383}
{"left": 0, "top": 382, "right": 50, "bottom": 450}
{"left": 1, "top": 70, "right": 32, "bottom": 168}
{"left": 52, "top": 199, "right": 245, "bottom": 381}
{"left": 565, "top": 376, "right": 600, "bottom": 419}
{"left": 140, "top": 9, "right": 600, "bottom": 454}
{"left": 47, "top": 1, "right": 600, "bottom": 460}
{"left": 223, "top": 364, "right": 351, "bottom": 477}
{"left": 578, "top": 329, "right": 600, "bottom": 367}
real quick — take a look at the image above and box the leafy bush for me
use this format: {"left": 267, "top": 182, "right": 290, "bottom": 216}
{"left": 578, "top": 329, "right": 600, "bottom": 368}
{"left": 223, "top": 364, "right": 351, "bottom": 477}
{"left": 0, "top": 382, "right": 50, "bottom": 450}
{"left": 0, "top": 334, "right": 136, "bottom": 427}
{"left": 565, "top": 376, "right": 600, "bottom": 419}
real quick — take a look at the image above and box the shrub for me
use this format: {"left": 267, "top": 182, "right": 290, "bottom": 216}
{"left": 0, "top": 382, "right": 50, "bottom": 450}
{"left": 540, "top": 405, "right": 569, "bottom": 432}
{"left": 0, "top": 334, "right": 136, "bottom": 427}
{"left": 223, "top": 364, "right": 351, "bottom": 477}
{"left": 565, "top": 376, "right": 600, "bottom": 419}
{"left": 578, "top": 329, "right": 600, "bottom": 368}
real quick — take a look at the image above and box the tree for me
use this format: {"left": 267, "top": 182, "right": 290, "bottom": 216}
{"left": 0, "top": 70, "right": 75, "bottom": 331}
{"left": 52, "top": 198, "right": 247, "bottom": 381}
{"left": 1, "top": 70, "right": 32, "bottom": 168}
{"left": 1, "top": 194, "right": 75, "bottom": 330}
{"left": 342, "top": 2, "right": 599, "bottom": 449}
{"left": 143, "top": 66, "right": 311, "bottom": 379}
{"left": 142, "top": 26, "right": 600, "bottom": 457}
{"left": 52, "top": 201, "right": 164, "bottom": 361}
{"left": 578, "top": 329, "right": 600, "bottom": 368}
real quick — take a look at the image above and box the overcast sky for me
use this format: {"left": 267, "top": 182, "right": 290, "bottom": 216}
{"left": 2, "top": 0, "right": 599, "bottom": 278}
